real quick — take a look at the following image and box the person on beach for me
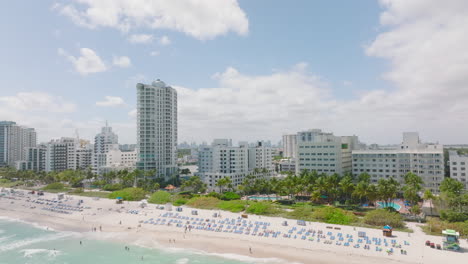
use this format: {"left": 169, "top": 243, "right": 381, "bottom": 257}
{"left": 249, "top": 246, "right": 252, "bottom": 254}
{"left": 80, "top": 241, "right": 82, "bottom": 245}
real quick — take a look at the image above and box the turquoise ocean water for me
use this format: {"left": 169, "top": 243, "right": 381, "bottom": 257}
{"left": 0, "top": 218, "right": 274, "bottom": 264}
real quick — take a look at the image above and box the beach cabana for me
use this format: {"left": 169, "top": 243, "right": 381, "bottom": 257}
{"left": 297, "top": 220, "right": 306, "bottom": 226}
{"left": 191, "top": 210, "right": 198, "bottom": 215}
{"left": 383, "top": 225, "right": 393, "bottom": 237}
{"left": 116, "top": 197, "right": 123, "bottom": 204}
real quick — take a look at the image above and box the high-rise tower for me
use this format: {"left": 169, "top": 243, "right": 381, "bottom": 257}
{"left": 136, "top": 79, "right": 178, "bottom": 179}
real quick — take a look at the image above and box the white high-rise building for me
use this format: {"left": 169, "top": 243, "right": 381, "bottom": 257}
{"left": 93, "top": 124, "right": 119, "bottom": 174}
{"left": 136, "top": 79, "right": 178, "bottom": 179}
{"left": 0, "top": 121, "right": 37, "bottom": 167}
{"left": 282, "top": 134, "right": 297, "bottom": 159}
{"left": 296, "top": 129, "right": 357, "bottom": 175}
{"left": 448, "top": 150, "right": 468, "bottom": 190}
{"left": 352, "top": 132, "right": 444, "bottom": 194}
{"left": 197, "top": 139, "right": 274, "bottom": 190}
{"left": 45, "top": 137, "right": 78, "bottom": 172}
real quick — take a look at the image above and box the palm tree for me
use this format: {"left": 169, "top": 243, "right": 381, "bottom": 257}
{"left": 423, "top": 189, "right": 435, "bottom": 216}
{"left": 377, "top": 178, "right": 400, "bottom": 208}
{"left": 216, "top": 177, "right": 232, "bottom": 193}
{"left": 314, "top": 176, "right": 328, "bottom": 202}
{"left": 352, "top": 181, "right": 369, "bottom": 205}
{"left": 403, "top": 172, "right": 423, "bottom": 206}
{"left": 339, "top": 175, "right": 355, "bottom": 201}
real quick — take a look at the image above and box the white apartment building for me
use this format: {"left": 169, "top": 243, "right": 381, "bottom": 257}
{"left": 136, "top": 79, "right": 178, "bottom": 179}
{"left": 296, "top": 129, "right": 358, "bottom": 175}
{"left": 282, "top": 134, "right": 297, "bottom": 159}
{"left": 76, "top": 146, "right": 93, "bottom": 170}
{"left": 277, "top": 159, "right": 296, "bottom": 173}
{"left": 16, "top": 145, "right": 47, "bottom": 172}
{"left": 197, "top": 139, "right": 274, "bottom": 190}
{"left": 352, "top": 132, "right": 444, "bottom": 194}
{"left": 45, "top": 137, "right": 78, "bottom": 172}
{"left": 0, "top": 121, "right": 37, "bottom": 167}
{"left": 249, "top": 141, "right": 274, "bottom": 171}
{"left": 93, "top": 124, "right": 119, "bottom": 174}
{"left": 448, "top": 150, "right": 468, "bottom": 190}
{"left": 105, "top": 148, "right": 137, "bottom": 170}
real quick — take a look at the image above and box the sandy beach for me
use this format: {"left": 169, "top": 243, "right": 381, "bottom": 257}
{"left": 0, "top": 188, "right": 466, "bottom": 264}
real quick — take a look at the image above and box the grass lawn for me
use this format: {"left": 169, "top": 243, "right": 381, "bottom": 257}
{"left": 42, "top": 188, "right": 71, "bottom": 193}
{"left": 71, "top": 191, "right": 111, "bottom": 198}
{"left": 0, "top": 180, "right": 25, "bottom": 188}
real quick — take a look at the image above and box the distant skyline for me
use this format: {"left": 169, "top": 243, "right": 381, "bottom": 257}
{"left": 1, "top": 1, "right": 468, "bottom": 145}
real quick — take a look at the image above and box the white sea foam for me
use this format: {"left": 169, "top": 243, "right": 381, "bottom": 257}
{"left": 175, "top": 258, "right": 189, "bottom": 264}
{"left": 0, "top": 232, "right": 74, "bottom": 252}
{"left": 21, "top": 248, "right": 62, "bottom": 258}
{"left": 0, "top": 216, "right": 55, "bottom": 231}
{"left": 0, "top": 235, "right": 16, "bottom": 243}
{"left": 155, "top": 245, "right": 301, "bottom": 264}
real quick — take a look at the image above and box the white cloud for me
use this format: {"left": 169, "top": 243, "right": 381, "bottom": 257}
{"left": 175, "top": 63, "right": 338, "bottom": 142}
{"left": 58, "top": 48, "right": 107, "bottom": 75}
{"left": 128, "top": 109, "right": 137, "bottom": 118}
{"left": 96, "top": 96, "right": 126, "bottom": 107}
{"left": 128, "top": 34, "right": 153, "bottom": 44}
{"left": 150, "top": 51, "right": 160, "bottom": 56}
{"left": 113, "top": 56, "right": 132, "bottom": 68}
{"left": 159, "top": 35, "right": 171, "bottom": 46}
{"left": 0, "top": 92, "right": 76, "bottom": 113}
{"left": 55, "top": 0, "right": 249, "bottom": 40}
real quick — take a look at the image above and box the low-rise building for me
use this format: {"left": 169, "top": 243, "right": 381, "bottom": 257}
{"left": 197, "top": 139, "right": 274, "bottom": 190}
{"left": 352, "top": 132, "right": 444, "bottom": 194}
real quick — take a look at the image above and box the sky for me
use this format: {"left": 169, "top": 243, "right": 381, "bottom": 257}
{"left": 1, "top": 0, "right": 468, "bottom": 145}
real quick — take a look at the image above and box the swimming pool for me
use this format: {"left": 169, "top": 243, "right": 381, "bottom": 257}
{"left": 377, "top": 202, "right": 401, "bottom": 211}
{"left": 248, "top": 196, "right": 280, "bottom": 200}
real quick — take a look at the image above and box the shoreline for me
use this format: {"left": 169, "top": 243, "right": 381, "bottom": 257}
{"left": 1, "top": 189, "right": 466, "bottom": 264}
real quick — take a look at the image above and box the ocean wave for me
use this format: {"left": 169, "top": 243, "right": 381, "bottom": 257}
{"left": 21, "top": 248, "right": 62, "bottom": 258}
{"left": 155, "top": 245, "right": 301, "bottom": 264}
{"left": 0, "top": 235, "right": 16, "bottom": 243}
{"left": 0, "top": 216, "right": 55, "bottom": 231}
{"left": 0, "top": 232, "right": 74, "bottom": 252}
{"left": 175, "top": 258, "right": 189, "bottom": 264}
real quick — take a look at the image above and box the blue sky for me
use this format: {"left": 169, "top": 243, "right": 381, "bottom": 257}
{"left": 1, "top": 0, "right": 467, "bottom": 145}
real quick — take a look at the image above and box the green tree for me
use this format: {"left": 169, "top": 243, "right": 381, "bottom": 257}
{"left": 216, "top": 177, "right": 232, "bottom": 193}
{"left": 402, "top": 172, "right": 423, "bottom": 205}
{"left": 377, "top": 178, "right": 400, "bottom": 207}
{"left": 423, "top": 189, "right": 435, "bottom": 216}
{"left": 181, "top": 176, "right": 207, "bottom": 193}
{"left": 339, "top": 175, "right": 355, "bottom": 201}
